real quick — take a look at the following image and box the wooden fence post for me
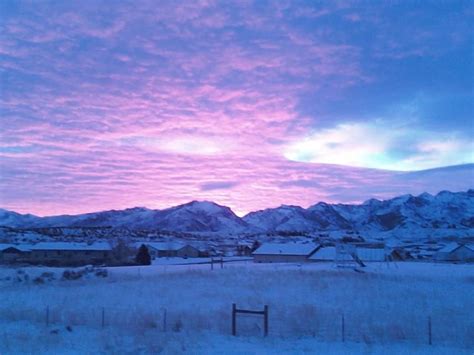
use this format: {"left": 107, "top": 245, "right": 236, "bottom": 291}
{"left": 232, "top": 303, "right": 236, "bottom": 336}
{"left": 428, "top": 316, "right": 432, "bottom": 345}
{"left": 264, "top": 305, "right": 268, "bottom": 337}
{"left": 211, "top": 259, "right": 214, "bottom": 270}
{"left": 46, "top": 306, "right": 49, "bottom": 327}
{"left": 232, "top": 304, "right": 268, "bottom": 337}
{"left": 341, "top": 313, "right": 345, "bottom": 342}
{"left": 163, "top": 308, "right": 167, "bottom": 332}
{"left": 220, "top": 258, "right": 223, "bottom": 269}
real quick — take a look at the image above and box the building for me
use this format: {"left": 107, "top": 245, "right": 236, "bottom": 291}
{"left": 356, "top": 247, "right": 387, "bottom": 262}
{"left": 308, "top": 246, "right": 359, "bottom": 265}
{"left": 309, "top": 245, "right": 370, "bottom": 268}
{"left": 252, "top": 243, "right": 320, "bottom": 263}
{"left": 176, "top": 244, "right": 200, "bottom": 258}
{"left": 387, "top": 248, "right": 413, "bottom": 261}
{"left": 308, "top": 246, "right": 337, "bottom": 262}
{"left": 28, "top": 242, "right": 113, "bottom": 266}
{"left": 434, "top": 243, "right": 474, "bottom": 262}
{"left": 235, "top": 243, "right": 253, "bottom": 256}
{"left": 0, "top": 244, "right": 31, "bottom": 263}
{"left": 136, "top": 242, "right": 177, "bottom": 258}
{"left": 137, "top": 242, "right": 201, "bottom": 259}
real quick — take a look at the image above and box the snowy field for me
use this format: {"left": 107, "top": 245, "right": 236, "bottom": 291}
{"left": 0, "top": 261, "right": 472, "bottom": 354}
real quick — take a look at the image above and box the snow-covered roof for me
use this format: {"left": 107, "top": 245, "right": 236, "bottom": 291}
{"left": 356, "top": 248, "right": 386, "bottom": 261}
{"left": 438, "top": 242, "right": 462, "bottom": 253}
{"left": 253, "top": 243, "right": 319, "bottom": 256}
{"left": 30, "top": 242, "right": 112, "bottom": 251}
{"left": 136, "top": 242, "right": 188, "bottom": 251}
{"left": 309, "top": 247, "right": 336, "bottom": 260}
{"left": 0, "top": 243, "right": 32, "bottom": 252}
{"left": 437, "top": 242, "right": 474, "bottom": 254}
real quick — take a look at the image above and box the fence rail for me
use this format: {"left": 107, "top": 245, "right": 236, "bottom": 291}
{"left": 1, "top": 304, "right": 472, "bottom": 348}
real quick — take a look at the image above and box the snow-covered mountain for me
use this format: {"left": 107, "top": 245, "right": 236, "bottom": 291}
{"left": 0, "top": 201, "right": 249, "bottom": 234}
{"left": 243, "top": 190, "right": 474, "bottom": 237}
{"left": 243, "top": 205, "right": 314, "bottom": 232}
{"left": 152, "top": 201, "right": 249, "bottom": 232}
{"left": 331, "top": 190, "right": 474, "bottom": 233}
{"left": 0, "top": 191, "right": 473, "bottom": 237}
{"left": 0, "top": 209, "right": 43, "bottom": 228}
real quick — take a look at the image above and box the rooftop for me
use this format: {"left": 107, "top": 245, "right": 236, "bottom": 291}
{"left": 253, "top": 243, "right": 319, "bottom": 256}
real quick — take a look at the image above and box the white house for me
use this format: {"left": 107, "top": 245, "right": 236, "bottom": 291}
{"left": 434, "top": 243, "right": 474, "bottom": 262}
{"left": 252, "top": 243, "right": 320, "bottom": 263}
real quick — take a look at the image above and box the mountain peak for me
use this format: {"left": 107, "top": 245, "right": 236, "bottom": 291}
{"left": 418, "top": 192, "right": 433, "bottom": 199}
{"left": 177, "top": 200, "right": 228, "bottom": 213}
{"left": 362, "top": 198, "right": 381, "bottom": 206}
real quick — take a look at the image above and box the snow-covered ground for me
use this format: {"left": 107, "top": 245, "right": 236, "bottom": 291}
{"left": 0, "top": 262, "right": 472, "bottom": 354}
{"left": 0, "top": 324, "right": 467, "bottom": 354}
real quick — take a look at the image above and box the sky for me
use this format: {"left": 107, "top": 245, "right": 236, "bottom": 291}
{"left": 0, "top": 0, "right": 473, "bottom": 216}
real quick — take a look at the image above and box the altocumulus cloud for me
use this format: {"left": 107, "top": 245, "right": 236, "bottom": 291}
{"left": 0, "top": 0, "right": 472, "bottom": 215}
{"left": 200, "top": 181, "right": 240, "bottom": 191}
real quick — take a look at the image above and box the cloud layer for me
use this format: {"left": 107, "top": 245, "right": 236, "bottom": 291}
{"left": 0, "top": 0, "right": 472, "bottom": 215}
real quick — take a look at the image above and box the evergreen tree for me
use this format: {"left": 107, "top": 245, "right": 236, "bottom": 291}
{"left": 136, "top": 244, "right": 151, "bottom": 265}
{"left": 251, "top": 240, "right": 261, "bottom": 251}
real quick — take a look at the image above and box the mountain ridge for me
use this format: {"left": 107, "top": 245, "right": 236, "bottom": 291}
{"left": 1, "top": 190, "right": 473, "bottom": 237}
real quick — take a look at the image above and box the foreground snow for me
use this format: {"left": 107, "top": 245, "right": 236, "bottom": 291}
{"left": 1, "top": 322, "right": 469, "bottom": 354}
{"left": 0, "top": 262, "right": 472, "bottom": 354}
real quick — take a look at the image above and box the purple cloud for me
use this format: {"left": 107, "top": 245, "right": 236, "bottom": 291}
{"left": 0, "top": 0, "right": 472, "bottom": 216}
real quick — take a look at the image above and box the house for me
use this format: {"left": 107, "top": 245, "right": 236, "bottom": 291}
{"left": 0, "top": 244, "right": 31, "bottom": 263}
{"left": 137, "top": 242, "right": 201, "bottom": 259}
{"left": 235, "top": 243, "right": 253, "bottom": 256}
{"left": 308, "top": 246, "right": 337, "bottom": 262}
{"left": 252, "top": 243, "right": 320, "bottom": 263}
{"left": 136, "top": 242, "right": 182, "bottom": 258}
{"left": 308, "top": 246, "right": 358, "bottom": 264}
{"left": 309, "top": 245, "right": 368, "bottom": 268}
{"left": 434, "top": 243, "right": 474, "bottom": 262}
{"left": 176, "top": 244, "right": 200, "bottom": 258}
{"left": 28, "top": 242, "right": 113, "bottom": 266}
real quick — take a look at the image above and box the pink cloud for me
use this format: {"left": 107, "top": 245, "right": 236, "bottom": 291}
{"left": 1, "top": 0, "right": 471, "bottom": 217}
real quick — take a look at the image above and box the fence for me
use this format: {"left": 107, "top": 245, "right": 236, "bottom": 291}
{"left": 232, "top": 303, "right": 268, "bottom": 336}
{"left": 2, "top": 304, "right": 472, "bottom": 348}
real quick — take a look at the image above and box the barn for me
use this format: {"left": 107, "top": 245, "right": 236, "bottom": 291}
{"left": 434, "top": 243, "right": 474, "bottom": 263}
{"left": 252, "top": 243, "right": 320, "bottom": 263}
